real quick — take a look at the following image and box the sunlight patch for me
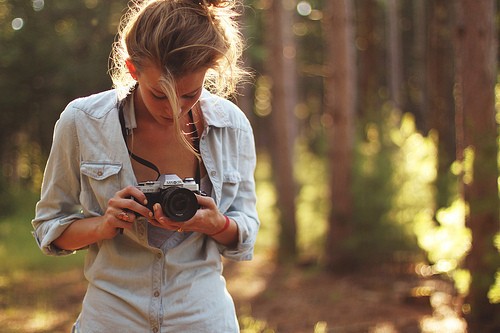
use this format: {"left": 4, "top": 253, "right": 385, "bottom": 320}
{"left": 25, "top": 309, "right": 66, "bottom": 332}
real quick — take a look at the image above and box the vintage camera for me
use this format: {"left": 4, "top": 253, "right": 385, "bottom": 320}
{"left": 136, "top": 174, "right": 201, "bottom": 222}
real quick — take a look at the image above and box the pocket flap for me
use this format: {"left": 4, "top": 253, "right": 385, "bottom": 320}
{"left": 80, "top": 162, "right": 122, "bottom": 180}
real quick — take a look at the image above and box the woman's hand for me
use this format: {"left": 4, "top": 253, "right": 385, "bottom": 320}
{"left": 100, "top": 185, "right": 152, "bottom": 238}
{"left": 53, "top": 185, "right": 152, "bottom": 251}
{"left": 149, "top": 194, "right": 239, "bottom": 247}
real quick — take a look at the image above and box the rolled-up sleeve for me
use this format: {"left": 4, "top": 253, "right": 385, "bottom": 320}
{"left": 32, "top": 104, "right": 84, "bottom": 256}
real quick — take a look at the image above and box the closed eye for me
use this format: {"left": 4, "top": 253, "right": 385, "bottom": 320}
{"left": 152, "top": 92, "right": 167, "bottom": 100}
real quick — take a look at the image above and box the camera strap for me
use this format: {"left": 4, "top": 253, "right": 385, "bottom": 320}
{"left": 119, "top": 105, "right": 201, "bottom": 183}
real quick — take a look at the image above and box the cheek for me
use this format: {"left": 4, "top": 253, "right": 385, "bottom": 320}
{"left": 180, "top": 100, "right": 197, "bottom": 113}
{"left": 181, "top": 93, "right": 203, "bottom": 111}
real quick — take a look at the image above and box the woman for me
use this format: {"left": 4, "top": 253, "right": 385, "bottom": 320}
{"left": 31, "top": 1, "right": 259, "bottom": 332}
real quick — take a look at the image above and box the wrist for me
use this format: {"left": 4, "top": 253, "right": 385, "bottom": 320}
{"left": 209, "top": 215, "right": 231, "bottom": 236}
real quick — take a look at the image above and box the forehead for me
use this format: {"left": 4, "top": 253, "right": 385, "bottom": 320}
{"left": 140, "top": 65, "right": 206, "bottom": 94}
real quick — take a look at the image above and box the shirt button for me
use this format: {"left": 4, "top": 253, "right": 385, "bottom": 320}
{"left": 97, "top": 170, "right": 103, "bottom": 177}
{"left": 156, "top": 253, "right": 162, "bottom": 259}
{"left": 153, "top": 327, "right": 158, "bottom": 333}
{"left": 210, "top": 171, "right": 216, "bottom": 177}
{"left": 154, "top": 291, "right": 160, "bottom": 297}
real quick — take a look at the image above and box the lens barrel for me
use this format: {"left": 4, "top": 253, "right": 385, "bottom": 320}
{"left": 159, "top": 187, "right": 198, "bottom": 222}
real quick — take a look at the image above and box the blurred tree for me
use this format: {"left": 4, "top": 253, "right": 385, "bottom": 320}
{"left": 323, "top": 0, "right": 356, "bottom": 270}
{"left": 410, "top": 0, "right": 425, "bottom": 127}
{"left": 0, "top": 0, "right": 127, "bottom": 188}
{"left": 386, "top": 0, "right": 403, "bottom": 110}
{"left": 355, "top": 0, "right": 384, "bottom": 119}
{"left": 455, "top": 0, "right": 500, "bottom": 331}
{"left": 264, "top": 0, "right": 299, "bottom": 262}
{"left": 426, "top": 0, "right": 456, "bottom": 210}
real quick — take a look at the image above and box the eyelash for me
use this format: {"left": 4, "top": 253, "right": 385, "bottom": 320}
{"left": 151, "top": 90, "right": 199, "bottom": 100}
{"left": 153, "top": 94, "right": 167, "bottom": 100}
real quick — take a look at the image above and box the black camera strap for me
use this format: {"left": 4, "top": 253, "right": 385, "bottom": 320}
{"left": 118, "top": 106, "right": 200, "bottom": 183}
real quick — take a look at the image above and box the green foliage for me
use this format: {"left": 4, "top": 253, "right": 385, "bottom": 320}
{"left": 254, "top": 153, "right": 280, "bottom": 253}
{"left": 258, "top": 107, "right": 448, "bottom": 268}
{"left": 0, "top": 190, "right": 84, "bottom": 274}
{"left": 488, "top": 270, "right": 500, "bottom": 304}
{"left": 295, "top": 140, "right": 329, "bottom": 258}
{"left": 257, "top": 107, "right": 442, "bottom": 267}
{"left": 239, "top": 306, "right": 276, "bottom": 333}
{"left": 0, "top": 178, "right": 14, "bottom": 218}
{"left": 0, "top": 0, "right": 128, "bottom": 189}
{"left": 414, "top": 200, "right": 471, "bottom": 273}
{"left": 349, "top": 110, "right": 428, "bottom": 266}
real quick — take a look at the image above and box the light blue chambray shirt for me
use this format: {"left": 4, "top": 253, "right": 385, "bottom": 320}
{"left": 32, "top": 89, "right": 259, "bottom": 333}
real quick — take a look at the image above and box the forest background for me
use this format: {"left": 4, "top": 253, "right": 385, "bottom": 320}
{"left": 0, "top": 0, "right": 499, "bottom": 332}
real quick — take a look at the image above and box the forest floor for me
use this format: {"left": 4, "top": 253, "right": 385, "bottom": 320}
{"left": 0, "top": 253, "right": 467, "bottom": 333}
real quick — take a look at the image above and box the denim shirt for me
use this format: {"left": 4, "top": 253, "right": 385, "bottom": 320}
{"left": 32, "top": 89, "right": 259, "bottom": 333}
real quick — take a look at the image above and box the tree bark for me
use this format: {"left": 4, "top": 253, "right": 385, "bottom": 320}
{"left": 266, "top": 0, "right": 298, "bottom": 262}
{"left": 356, "top": 0, "right": 382, "bottom": 118}
{"left": 323, "top": 0, "right": 357, "bottom": 270}
{"left": 427, "top": 0, "right": 456, "bottom": 209}
{"left": 387, "top": 0, "right": 403, "bottom": 110}
{"left": 455, "top": 0, "right": 500, "bottom": 331}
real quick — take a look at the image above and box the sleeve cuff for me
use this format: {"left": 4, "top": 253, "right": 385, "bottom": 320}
{"left": 32, "top": 213, "right": 84, "bottom": 256}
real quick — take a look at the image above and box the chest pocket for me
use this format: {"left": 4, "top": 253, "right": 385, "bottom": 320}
{"left": 80, "top": 162, "right": 123, "bottom": 215}
{"left": 219, "top": 170, "right": 241, "bottom": 212}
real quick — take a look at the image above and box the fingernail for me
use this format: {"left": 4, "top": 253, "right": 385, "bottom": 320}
{"left": 144, "top": 199, "right": 148, "bottom": 205}
{"left": 148, "top": 211, "right": 153, "bottom": 218}
{"left": 154, "top": 203, "right": 160, "bottom": 210}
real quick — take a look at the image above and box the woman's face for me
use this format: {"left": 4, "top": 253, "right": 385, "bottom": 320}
{"left": 133, "top": 63, "right": 206, "bottom": 125}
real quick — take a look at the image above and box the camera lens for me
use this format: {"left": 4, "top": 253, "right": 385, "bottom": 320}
{"left": 159, "top": 187, "right": 198, "bottom": 222}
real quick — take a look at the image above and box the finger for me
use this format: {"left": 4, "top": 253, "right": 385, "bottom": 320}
{"left": 108, "top": 195, "right": 151, "bottom": 220}
{"left": 127, "top": 186, "right": 148, "bottom": 206}
{"left": 107, "top": 212, "right": 134, "bottom": 234}
{"left": 122, "top": 200, "right": 152, "bottom": 220}
{"left": 113, "top": 185, "right": 149, "bottom": 209}
{"left": 152, "top": 203, "right": 168, "bottom": 223}
{"left": 116, "top": 185, "right": 147, "bottom": 203}
{"left": 150, "top": 204, "right": 182, "bottom": 230}
{"left": 196, "top": 194, "right": 215, "bottom": 209}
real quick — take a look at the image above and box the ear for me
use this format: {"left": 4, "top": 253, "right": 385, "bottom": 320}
{"left": 125, "top": 59, "right": 138, "bottom": 80}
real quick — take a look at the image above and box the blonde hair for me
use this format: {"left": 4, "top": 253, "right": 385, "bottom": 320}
{"left": 109, "top": 0, "right": 247, "bottom": 156}
{"left": 110, "top": 0, "right": 245, "bottom": 99}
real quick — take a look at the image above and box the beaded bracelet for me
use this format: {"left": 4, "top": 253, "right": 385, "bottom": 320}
{"left": 209, "top": 215, "right": 231, "bottom": 236}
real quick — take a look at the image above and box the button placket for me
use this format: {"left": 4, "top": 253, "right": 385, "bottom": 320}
{"left": 149, "top": 251, "right": 163, "bottom": 332}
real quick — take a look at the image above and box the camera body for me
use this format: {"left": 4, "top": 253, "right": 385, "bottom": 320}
{"left": 136, "top": 174, "right": 201, "bottom": 222}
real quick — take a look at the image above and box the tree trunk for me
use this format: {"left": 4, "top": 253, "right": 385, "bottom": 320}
{"left": 455, "top": 0, "right": 500, "bottom": 331}
{"left": 387, "top": 0, "right": 403, "bottom": 110}
{"left": 323, "top": 0, "right": 356, "bottom": 270}
{"left": 266, "top": 0, "right": 298, "bottom": 263}
{"left": 427, "top": 0, "right": 456, "bottom": 209}
{"left": 411, "top": 0, "right": 426, "bottom": 130}
{"left": 356, "top": 0, "right": 382, "bottom": 118}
